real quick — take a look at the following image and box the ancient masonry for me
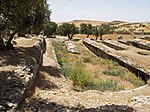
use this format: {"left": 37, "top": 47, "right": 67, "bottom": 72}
{"left": 0, "top": 35, "right": 46, "bottom": 111}
{"left": 64, "top": 41, "right": 80, "bottom": 54}
{"left": 118, "top": 39, "right": 150, "bottom": 51}
{"left": 83, "top": 38, "right": 150, "bottom": 82}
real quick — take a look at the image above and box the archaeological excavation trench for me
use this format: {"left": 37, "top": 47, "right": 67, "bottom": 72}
{"left": 83, "top": 38, "right": 150, "bottom": 83}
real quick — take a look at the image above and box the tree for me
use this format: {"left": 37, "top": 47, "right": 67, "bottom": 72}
{"left": 0, "top": 0, "right": 51, "bottom": 49}
{"left": 80, "top": 23, "right": 87, "bottom": 34}
{"left": 92, "top": 26, "right": 100, "bottom": 41}
{"left": 92, "top": 24, "right": 113, "bottom": 41}
{"left": 57, "top": 23, "right": 78, "bottom": 39}
{"left": 80, "top": 23, "right": 92, "bottom": 38}
{"left": 86, "top": 24, "right": 93, "bottom": 38}
{"left": 99, "top": 24, "right": 113, "bottom": 40}
{"left": 44, "top": 21, "right": 57, "bottom": 37}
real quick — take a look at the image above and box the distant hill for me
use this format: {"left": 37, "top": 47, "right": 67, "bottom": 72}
{"left": 57, "top": 20, "right": 108, "bottom": 27}
{"left": 57, "top": 20, "right": 150, "bottom": 34}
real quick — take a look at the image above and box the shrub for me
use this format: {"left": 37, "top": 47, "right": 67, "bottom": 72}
{"left": 62, "top": 62, "right": 91, "bottom": 86}
{"left": 86, "top": 79, "right": 124, "bottom": 92}
{"left": 83, "top": 56, "right": 93, "bottom": 63}
{"left": 103, "top": 68, "right": 125, "bottom": 77}
{"left": 124, "top": 73, "right": 145, "bottom": 87}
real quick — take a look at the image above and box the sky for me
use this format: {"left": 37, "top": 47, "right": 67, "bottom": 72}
{"left": 47, "top": 0, "right": 150, "bottom": 22}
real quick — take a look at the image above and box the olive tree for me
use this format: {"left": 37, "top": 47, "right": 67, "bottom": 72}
{"left": 92, "top": 24, "right": 114, "bottom": 41}
{"left": 57, "top": 23, "right": 78, "bottom": 39}
{"left": 0, "top": 0, "right": 51, "bottom": 49}
{"left": 80, "top": 23, "right": 92, "bottom": 38}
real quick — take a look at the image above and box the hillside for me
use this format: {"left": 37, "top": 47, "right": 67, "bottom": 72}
{"left": 58, "top": 20, "right": 150, "bottom": 34}
{"left": 57, "top": 20, "right": 108, "bottom": 27}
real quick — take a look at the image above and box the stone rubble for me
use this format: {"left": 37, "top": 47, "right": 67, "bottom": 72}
{"left": 0, "top": 35, "right": 46, "bottom": 111}
{"left": 65, "top": 41, "right": 80, "bottom": 54}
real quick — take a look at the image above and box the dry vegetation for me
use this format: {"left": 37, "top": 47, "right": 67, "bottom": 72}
{"left": 52, "top": 39, "right": 145, "bottom": 92}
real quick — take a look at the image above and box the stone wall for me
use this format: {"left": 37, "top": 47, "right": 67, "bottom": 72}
{"left": 128, "top": 39, "right": 150, "bottom": 51}
{"left": 102, "top": 40, "right": 128, "bottom": 50}
{"left": 118, "top": 39, "right": 150, "bottom": 51}
{"left": 0, "top": 35, "right": 46, "bottom": 111}
{"left": 83, "top": 38, "right": 150, "bottom": 82}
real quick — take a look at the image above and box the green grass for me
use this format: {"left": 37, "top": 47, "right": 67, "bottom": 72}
{"left": 85, "top": 79, "right": 124, "bottom": 92}
{"left": 124, "top": 73, "right": 145, "bottom": 87}
{"left": 83, "top": 56, "right": 93, "bottom": 63}
{"left": 103, "top": 64, "right": 125, "bottom": 77}
{"left": 62, "top": 62, "right": 91, "bottom": 86}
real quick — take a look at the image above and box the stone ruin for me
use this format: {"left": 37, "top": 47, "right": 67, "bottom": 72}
{"left": 118, "top": 38, "right": 150, "bottom": 51}
{"left": 0, "top": 35, "right": 46, "bottom": 111}
{"left": 102, "top": 40, "right": 128, "bottom": 50}
{"left": 83, "top": 38, "right": 150, "bottom": 82}
{"left": 64, "top": 41, "right": 80, "bottom": 54}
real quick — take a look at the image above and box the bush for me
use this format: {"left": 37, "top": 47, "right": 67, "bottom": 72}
{"left": 103, "top": 68, "right": 125, "bottom": 77}
{"left": 83, "top": 56, "right": 93, "bottom": 63}
{"left": 86, "top": 79, "right": 124, "bottom": 92}
{"left": 124, "top": 73, "right": 145, "bottom": 87}
{"left": 62, "top": 62, "right": 91, "bottom": 86}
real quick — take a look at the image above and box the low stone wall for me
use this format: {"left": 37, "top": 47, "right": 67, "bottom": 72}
{"left": 83, "top": 38, "right": 150, "bottom": 82}
{"left": 118, "top": 39, "right": 150, "bottom": 51}
{"left": 128, "top": 39, "right": 150, "bottom": 51}
{"left": 0, "top": 35, "right": 46, "bottom": 111}
{"left": 102, "top": 40, "right": 128, "bottom": 50}
{"left": 118, "top": 39, "right": 131, "bottom": 45}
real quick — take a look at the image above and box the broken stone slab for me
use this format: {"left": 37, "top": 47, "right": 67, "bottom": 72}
{"left": 128, "top": 39, "right": 150, "bottom": 51}
{"left": 118, "top": 39, "right": 131, "bottom": 45}
{"left": 64, "top": 41, "right": 80, "bottom": 54}
{"left": 102, "top": 40, "right": 129, "bottom": 50}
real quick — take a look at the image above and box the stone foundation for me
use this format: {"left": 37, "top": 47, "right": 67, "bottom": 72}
{"left": 83, "top": 38, "right": 150, "bottom": 82}
{"left": 0, "top": 35, "right": 46, "bottom": 111}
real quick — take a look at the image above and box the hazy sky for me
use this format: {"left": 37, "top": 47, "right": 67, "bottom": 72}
{"left": 48, "top": 0, "right": 150, "bottom": 22}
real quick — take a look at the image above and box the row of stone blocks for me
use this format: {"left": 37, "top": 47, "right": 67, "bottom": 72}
{"left": 83, "top": 38, "right": 150, "bottom": 83}
{"left": 0, "top": 35, "right": 46, "bottom": 111}
{"left": 118, "top": 39, "right": 150, "bottom": 51}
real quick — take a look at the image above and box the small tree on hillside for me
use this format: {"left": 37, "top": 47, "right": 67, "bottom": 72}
{"left": 0, "top": 0, "right": 51, "bottom": 49}
{"left": 57, "top": 23, "right": 78, "bottom": 39}
{"left": 44, "top": 21, "right": 57, "bottom": 37}
{"left": 80, "top": 23, "right": 87, "bottom": 34}
{"left": 80, "top": 23, "right": 92, "bottom": 38}
{"left": 92, "top": 24, "right": 113, "bottom": 41}
{"left": 92, "top": 26, "right": 100, "bottom": 41}
{"left": 99, "top": 24, "right": 114, "bottom": 40}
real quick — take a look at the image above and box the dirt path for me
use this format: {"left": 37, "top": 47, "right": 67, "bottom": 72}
{"left": 20, "top": 38, "right": 150, "bottom": 112}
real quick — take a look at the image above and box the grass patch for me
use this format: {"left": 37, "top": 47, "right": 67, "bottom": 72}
{"left": 62, "top": 62, "right": 91, "bottom": 86}
{"left": 103, "top": 65, "right": 125, "bottom": 77}
{"left": 124, "top": 73, "right": 145, "bottom": 87}
{"left": 85, "top": 79, "right": 124, "bottom": 92}
{"left": 83, "top": 56, "right": 93, "bottom": 63}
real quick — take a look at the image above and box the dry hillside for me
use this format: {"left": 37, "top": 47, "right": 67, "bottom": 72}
{"left": 58, "top": 20, "right": 150, "bottom": 34}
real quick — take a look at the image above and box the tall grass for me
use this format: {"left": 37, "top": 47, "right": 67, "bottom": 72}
{"left": 62, "top": 62, "right": 91, "bottom": 86}
{"left": 103, "top": 64, "right": 125, "bottom": 77}
{"left": 85, "top": 79, "right": 124, "bottom": 92}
